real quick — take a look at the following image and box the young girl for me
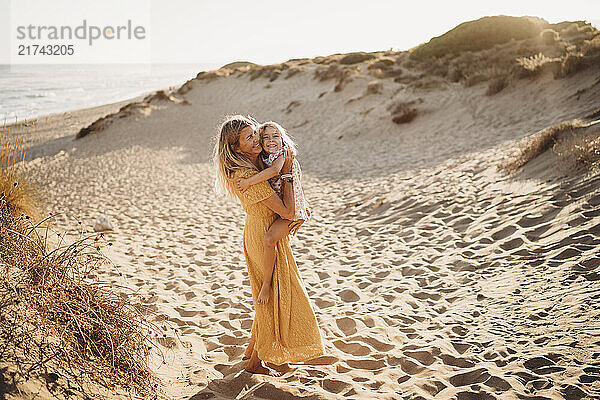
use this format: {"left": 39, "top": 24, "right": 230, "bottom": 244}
{"left": 236, "top": 121, "right": 310, "bottom": 306}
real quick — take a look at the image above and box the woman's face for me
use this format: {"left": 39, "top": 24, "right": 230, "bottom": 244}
{"left": 261, "top": 126, "right": 283, "bottom": 154}
{"left": 234, "top": 125, "right": 261, "bottom": 158}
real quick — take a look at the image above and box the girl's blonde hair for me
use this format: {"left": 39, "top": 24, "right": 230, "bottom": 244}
{"left": 257, "top": 121, "right": 297, "bottom": 158}
{"left": 213, "top": 114, "right": 259, "bottom": 197}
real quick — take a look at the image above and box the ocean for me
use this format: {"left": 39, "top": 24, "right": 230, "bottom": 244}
{"left": 0, "top": 63, "right": 219, "bottom": 123}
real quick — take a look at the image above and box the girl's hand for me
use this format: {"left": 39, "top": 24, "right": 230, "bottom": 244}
{"left": 236, "top": 178, "right": 250, "bottom": 193}
{"left": 289, "top": 219, "right": 305, "bottom": 235}
{"left": 281, "top": 147, "right": 295, "bottom": 174}
{"left": 258, "top": 284, "right": 271, "bottom": 305}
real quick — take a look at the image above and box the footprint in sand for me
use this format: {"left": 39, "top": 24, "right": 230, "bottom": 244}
{"left": 449, "top": 368, "right": 491, "bottom": 387}
{"left": 440, "top": 353, "right": 476, "bottom": 368}
{"left": 404, "top": 350, "right": 436, "bottom": 366}
{"left": 335, "top": 317, "right": 357, "bottom": 335}
{"left": 333, "top": 340, "right": 371, "bottom": 356}
{"left": 322, "top": 378, "right": 351, "bottom": 394}
{"left": 217, "top": 334, "right": 245, "bottom": 346}
{"left": 345, "top": 358, "right": 386, "bottom": 371}
{"left": 491, "top": 225, "right": 517, "bottom": 240}
{"left": 420, "top": 380, "right": 447, "bottom": 396}
{"left": 339, "top": 289, "right": 360, "bottom": 302}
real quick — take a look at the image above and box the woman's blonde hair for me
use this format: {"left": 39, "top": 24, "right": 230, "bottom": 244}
{"left": 213, "top": 114, "right": 259, "bottom": 197}
{"left": 257, "top": 121, "right": 297, "bottom": 158}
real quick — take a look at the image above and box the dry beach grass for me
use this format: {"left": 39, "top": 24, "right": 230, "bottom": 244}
{"left": 0, "top": 125, "right": 161, "bottom": 399}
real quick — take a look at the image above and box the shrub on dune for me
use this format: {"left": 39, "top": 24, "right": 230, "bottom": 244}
{"left": 285, "top": 65, "right": 306, "bottom": 79}
{"left": 219, "top": 61, "right": 257, "bottom": 70}
{"left": 448, "top": 66, "right": 464, "bottom": 82}
{"left": 514, "top": 52, "right": 562, "bottom": 78}
{"left": 561, "top": 53, "right": 586, "bottom": 76}
{"left": 557, "top": 22, "right": 597, "bottom": 41}
{"left": 0, "top": 128, "right": 44, "bottom": 221}
{"left": 550, "top": 21, "right": 589, "bottom": 33}
{"left": 411, "top": 75, "right": 447, "bottom": 90}
{"left": 196, "top": 69, "right": 233, "bottom": 81}
{"left": 365, "top": 80, "right": 383, "bottom": 95}
{"left": 582, "top": 35, "right": 600, "bottom": 56}
{"left": 367, "top": 57, "right": 395, "bottom": 70}
{"left": 287, "top": 57, "right": 313, "bottom": 65}
{"left": 367, "top": 57, "right": 403, "bottom": 79}
{"left": 499, "top": 120, "right": 587, "bottom": 172}
{"left": 76, "top": 102, "right": 153, "bottom": 139}
{"left": 388, "top": 100, "right": 419, "bottom": 124}
{"left": 339, "top": 52, "right": 377, "bottom": 65}
{"left": 540, "top": 29, "right": 559, "bottom": 45}
{"left": 401, "top": 18, "right": 599, "bottom": 92}
{"left": 410, "top": 16, "right": 545, "bottom": 61}
{"left": 249, "top": 63, "right": 287, "bottom": 82}
{"left": 368, "top": 67, "right": 403, "bottom": 79}
{"left": 314, "top": 64, "right": 340, "bottom": 81}
{"left": 0, "top": 126, "right": 160, "bottom": 398}
{"left": 554, "top": 129, "right": 600, "bottom": 171}
{"left": 312, "top": 54, "right": 344, "bottom": 64}
{"left": 314, "top": 64, "right": 360, "bottom": 92}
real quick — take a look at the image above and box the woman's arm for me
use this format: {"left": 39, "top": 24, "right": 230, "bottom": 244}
{"left": 236, "top": 155, "right": 284, "bottom": 192}
{"left": 259, "top": 149, "right": 295, "bottom": 219}
{"left": 260, "top": 183, "right": 295, "bottom": 219}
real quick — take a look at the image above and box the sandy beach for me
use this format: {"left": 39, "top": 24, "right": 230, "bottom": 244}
{"left": 5, "top": 43, "right": 600, "bottom": 399}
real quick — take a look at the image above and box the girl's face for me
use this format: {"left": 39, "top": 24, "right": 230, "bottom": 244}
{"left": 261, "top": 126, "right": 283, "bottom": 154}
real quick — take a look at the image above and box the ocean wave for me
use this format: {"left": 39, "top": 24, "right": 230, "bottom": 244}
{"left": 25, "top": 92, "right": 56, "bottom": 98}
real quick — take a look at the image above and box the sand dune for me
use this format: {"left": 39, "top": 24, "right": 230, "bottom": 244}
{"left": 7, "top": 46, "right": 600, "bottom": 399}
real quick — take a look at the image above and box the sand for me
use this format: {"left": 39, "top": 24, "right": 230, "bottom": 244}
{"left": 6, "top": 59, "right": 600, "bottom": 399}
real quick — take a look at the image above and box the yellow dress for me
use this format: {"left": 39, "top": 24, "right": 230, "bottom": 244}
{"left": 233, "top": 168, "right": 325, "bottom": 365}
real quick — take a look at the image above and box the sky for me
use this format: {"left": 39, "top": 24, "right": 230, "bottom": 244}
{"left": 1, "top": 0, "right": 599, "bottom": 66}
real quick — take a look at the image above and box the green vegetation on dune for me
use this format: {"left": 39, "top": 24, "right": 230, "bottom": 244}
{"left": 549, "top": 20, "right": 590, "bottom": 32}
{"left": 339, "top": 52, "right": 378, "bottom": 65}
{"left": 219, "top": 61, "right": 257, "bottom": 70}
{"left": 410, "top": 16, "right": 547, "bottom": 60}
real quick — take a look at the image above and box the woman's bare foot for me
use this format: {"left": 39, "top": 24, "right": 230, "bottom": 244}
{"left": 244, "top": 349, "right": 281, "bottom": 376}
{"left": 264, "top": 362, "right": 294, "bottom": 374}
{"left": 244, "top": 361, "right": 273, "bottom": 375}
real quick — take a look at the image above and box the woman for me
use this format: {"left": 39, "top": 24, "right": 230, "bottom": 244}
{"left": 213, "top": 114, "right": 325, "bottom": 375}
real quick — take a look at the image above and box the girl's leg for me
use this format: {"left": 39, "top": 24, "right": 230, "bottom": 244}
{"left": 257, "top": 218, "right": 292, "bottom": 305}
{"left": 262, "top": 217, "right": 291, "bottom": 286}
